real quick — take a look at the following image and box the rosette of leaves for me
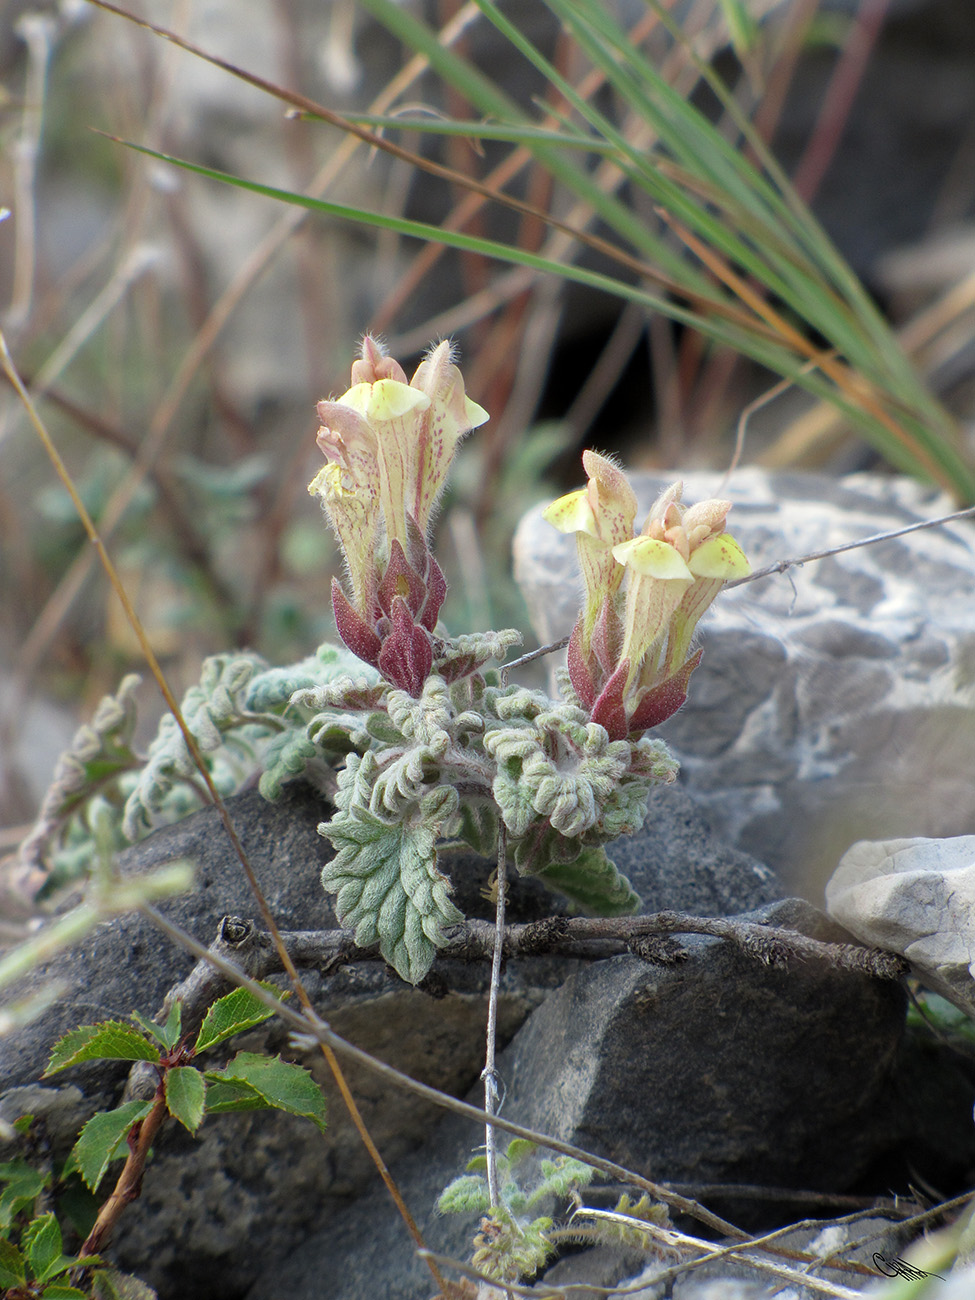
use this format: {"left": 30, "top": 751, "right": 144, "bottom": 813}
{"left": 279, "top": 648, "right": 679, "bottom": 984}
{"left": 438, "top": 1138, "right": 596, "bottom": 1286}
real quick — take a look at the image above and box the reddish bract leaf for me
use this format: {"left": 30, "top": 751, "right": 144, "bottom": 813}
{"left": 589, "top": 595, "right": 624, "bottom": 678}
{"left": 627, "top": 648, "right": 703, "bottom": 734}
{"left": 567, "top": 621, "right": 598, "bottom": 710}
{"left": 331, "top": 578, "right": 382, "bottom": 668}
{"left": 378, "top": 597, "right": 433, "bottom": 696}
{"left": 589, "top": 658, "right": 631, "bottom": 741}
{"left": 378, "top": 539, "right": 427, "bottom": 620}
{"left": 420, "top": 551, "right": 447, "bottom": 632}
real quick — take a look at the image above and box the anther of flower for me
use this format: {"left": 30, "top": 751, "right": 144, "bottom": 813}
{"left": 543, "top": 454, "right": 750, "bottom": 740}
{"left": 308, "top": 337, "right": 488, "bottom": 695}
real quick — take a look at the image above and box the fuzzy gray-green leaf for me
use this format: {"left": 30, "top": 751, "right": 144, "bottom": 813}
{"left": 322, "top": 805, "right": 463, "bottom": 984}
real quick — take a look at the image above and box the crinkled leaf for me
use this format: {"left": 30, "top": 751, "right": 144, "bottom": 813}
{"left": 18, "top": 675, "right": 142, "bottom": 873}
{"left": 122, "top": 652, "right": 268, "bottom": 839}
{"left": 0, "top": 1162, "right": 48, "bottom": 1230}
{"left": 44, "top": 1023, "right": 160, "bottom": 1076}
{"left": 0, "top": 1236, "right": 26, "bottom": 1287}
{"left": 130, "top": 1000, "right": 181, "bottom": 1051}
{"left": 257, "top": 729, "right": 320, "bottom": 800}
{"left": 536, "top": 846, "right": 640, "bottom": 915}
{"left": 165, "top": 1067, "right": 206, "bottom": 1133}
{"left": 90, "top": 1268, "right": 159, "bottom": 1299}
{"left": 244, "top": 644, "right": 367, "bottom": 712}
{"left": 194, "top": 984, "right": 286, "bottom": 1054}
{"left": 206, "top": 1054, "right": 326, "bottom": 1132}
{"left": 322, "top": 804, "right": 463, "bottom": 984}
{"left": 68, "top": 1101, "right": 153, "bottom": 1193}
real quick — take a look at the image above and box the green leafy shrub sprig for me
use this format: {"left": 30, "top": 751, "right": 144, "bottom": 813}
{"left": 0, "top": 987, "right": 327, "bottom": 1299}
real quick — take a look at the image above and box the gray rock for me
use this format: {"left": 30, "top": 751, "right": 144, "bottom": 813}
{"left": 246, "top": 898, "right": 910, "bottom": 1300}
{"left": 1, "top": 779, "right": 778, "bottom": 1299}
{"left": 514, "top": 468, "right": 975, "bottom": 901}
{"left": 826, "top": 835, "right": 975, "bottom": 1017}
{"left": 495, "top": 898, "right": 905, "bottom": 1194}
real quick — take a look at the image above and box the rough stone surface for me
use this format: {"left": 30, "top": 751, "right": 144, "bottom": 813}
{"left": 826, "top": 835, "right": 975, "bottom": 1017}
{"left": 514, "top": 468, "right": 975, "bottom": 900}
{"left": 245, "top": 899, "right": 922, "bottom": 1300}
{"left": 0, "top": 780, "right": 778, "bottom": 1299}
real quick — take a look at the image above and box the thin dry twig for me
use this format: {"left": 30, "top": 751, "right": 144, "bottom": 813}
{"left": 482, "top": 825, "right": 508, "bottom": 1208}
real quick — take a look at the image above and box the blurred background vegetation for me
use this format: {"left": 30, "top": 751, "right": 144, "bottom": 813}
{"left": 1, "top": 0, "right": 974, "bottom": 856}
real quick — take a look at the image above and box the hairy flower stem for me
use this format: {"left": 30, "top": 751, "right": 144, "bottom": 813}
{"left": 482, "top": 825, "right": 508, "bottom": 1209}
{"left": 79, "top": 1089, "right": 169, "bottom": 1261}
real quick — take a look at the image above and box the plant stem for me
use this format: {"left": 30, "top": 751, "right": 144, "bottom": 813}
{"left": 80, "top": 1090, "right": 169, "bottom": 1259}
{"left": 482, "top": 824, "right": 507, "bottom": 1207}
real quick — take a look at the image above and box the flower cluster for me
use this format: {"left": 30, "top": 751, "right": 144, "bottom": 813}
{"left": 543, "top": 451, "right": 750, "bottom": 740}
{"left": 309, "top": 337, "right": 488, "bottom": 696}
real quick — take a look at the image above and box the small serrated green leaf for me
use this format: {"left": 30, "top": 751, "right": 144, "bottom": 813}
{"left": 90, "top": 1267, "right": 160, "bottom": 1299}
{"left": 25, "top": 1211, "right": 62, "bottom": 1281}
{"left": 44, "top": 1023, "right": 160, "bottom": 1076}
{"left": 0, "top": 1236, "right": 26, "bottom": 1287}
{"left": 40, "top": 1285, "right": 89, "bottom": 1299}
{"left": 69, "top": 1102, "right": 153, "bottom": 1192}
{"left": 200, "top": 1075, "right": 269, "bottom": 1115}
{"left": 0, "top": 1161, "right": 48, "bottom": 1229}
{"left": 193, "top": 984, "right": 285, "bottom": 1054}
{"left": 164, "top": 1067, "right": 206, "bottom": 1133}
{"left": 208, "top": 1054, "right": 326, "bottom": 1132}
{"left": 130, "top": 999, "right": 182, "bottom": 1051}
{"left": 437, "top": 1174, "right": 491, "bottom": 1216}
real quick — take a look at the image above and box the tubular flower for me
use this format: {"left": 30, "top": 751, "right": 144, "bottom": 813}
{"left": 545, "top": 457, "right": 750, "bottom": 740}
{"left": 309, "top": 337, "right": 488, "bottom": 695}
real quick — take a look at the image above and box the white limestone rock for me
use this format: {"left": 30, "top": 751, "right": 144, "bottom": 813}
{"left": 826, "top": 835, "right": 975, "bottom": 1017}
{"left": 513, "top": 468, "right": 975, "bottom": 900}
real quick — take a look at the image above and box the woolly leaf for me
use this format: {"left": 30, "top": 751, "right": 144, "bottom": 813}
{"left": 68, "top": 1102, "right": 153, "bottom": 1192}
{"left": 450, "top": 802, "right": 498, "bottom": 857}
{"left": 530, "top": 1157, "right": 595, "bottom": 1203}
{"left": 321, "top": 804, "right": 463, "bottom": 984}
{"left": 90, "top": 1268, "right": 159, "bottom": 1299}
{"left": 44, "top": 1023, "right": 161, "bottom": 1075}
{"left": 257, "top": 730, "right": 320, "bottom": 800}
{"left": 194, "top": 984, "right": 286, "bottom": 1053}
{"left": 18, "top": 675, "right": 142, "bottom": 873}
{"left": 206, "top": 1054, "right": 326, "bottom": 1132}
{"left": 433, "top": 627, "right": 522, "bottom": 683}
{"left": 244, "top": 643, "right": 369, "bottom": 712}
{"left": 122, "top": 652, "right": 268, "bottom": 839}
{"left": 536, "top": 846, "right": 640, "bottom": 916}
{"left": 437, "top": 1174, "right": 491, "bottom": 1216}
{"left": 165, "top": 1067, "right": 206, "bottom": 1133}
